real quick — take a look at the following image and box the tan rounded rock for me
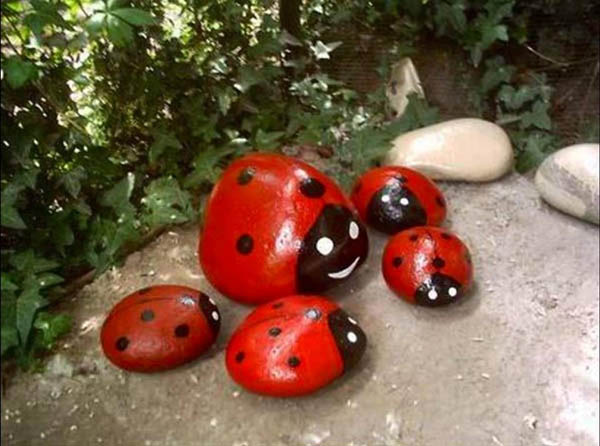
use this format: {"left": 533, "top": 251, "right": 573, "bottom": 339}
{"left": 384, "top": 118, "right": 513, "bottom": 182}
{"left": 535, "top": 143, "right": 599, "bottom": 225}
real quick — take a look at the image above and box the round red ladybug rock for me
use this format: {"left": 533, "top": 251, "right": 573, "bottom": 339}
{"left": 101, "top": 285, "right": 220, "bottom": 372}
{"left": 200, "top": 153, "right": 369, "bottom": 305}
{"left": 351, "top": 166, "right": 447, "bottom": 234}
{"left": 225, "top": 295, "right": 367, "bottom": 397}
{"left": 382, "top": 227, "right": 473, "bottom": 306}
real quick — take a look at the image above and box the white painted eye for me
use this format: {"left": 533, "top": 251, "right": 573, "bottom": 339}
{"left": 349, "top": 221, "right": 359, "bottom": 240}
{"left": 381, "top": 194, "right": 390, "bottom": 203}
{"left": 347, "top": 332, "right": 358, "bottom": 343}
{"left": 400, "top": 197, "right": 409, "bottom": 206}
{"left": 316, "top": 237, "right": 334, "bottom": 256}
{"left": 428, "top": 289, "right": 438, "bottom": 300}
{"left": 448, "top": 287, "right": 457, "bottom": 297}
{"left": 211, "top": 311, "right": 220, "bottom": 321}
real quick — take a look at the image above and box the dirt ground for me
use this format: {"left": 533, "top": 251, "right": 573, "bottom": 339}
{"left": 1, "top": 173, "right": 598, "bottom": 446}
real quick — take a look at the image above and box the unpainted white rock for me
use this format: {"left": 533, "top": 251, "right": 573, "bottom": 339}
{"left": 535, "top": 143, "right": 599, "bottom": 225}
{"left": 384, "top": 118, "right": 513, "bottom": 182}
{"left": 386, "top": 58, "right": 425, "bottom": 117}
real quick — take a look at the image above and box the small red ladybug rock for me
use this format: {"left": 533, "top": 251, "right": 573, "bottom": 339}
{"left": 200, "top": 153, "right": 369, "bottom": 305}
{"left": 101, "top": 285, "right": 220, "bottom": 372}
{"left": 382, "top": 227, "right": 473, "bottom": 306}
{"left": 351, "top": 166, "right": 447, "bottom": 234}
{"left": 225, "top": 295, "right": 367, "bottom": 397}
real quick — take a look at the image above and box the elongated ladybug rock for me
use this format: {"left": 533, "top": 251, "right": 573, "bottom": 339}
{"left": 226, "top": 295, "right": 367, "bottom": 397}
{"left": 351, "top": 166, "right": 447, "bottom": 235}
{"left": 382, "top": 227, "right": 473, "bottom": 306}
{"left": 101, "top": 285, "right": 220, "bottom": 372}
{"left": 200, "top": 153, "right": 369, "bottom": 305}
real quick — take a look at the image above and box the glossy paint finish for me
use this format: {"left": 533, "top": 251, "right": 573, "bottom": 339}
{"left": 351, "top": 166, "right": 447, "bottom": 235}
{"left": 382, "top": 227, "right": 473, "bottom": 306}
{"left": 199, "top": 153, "right": 369, "bottom": 305}
{"left": 225, "top": 295, "right": 367, "bottom": 397}
{"left": 101, "top": 285, "right": 220, "bottom": 372}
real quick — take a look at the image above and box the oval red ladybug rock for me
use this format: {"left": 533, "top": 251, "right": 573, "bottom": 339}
{"left": 101, "top": 285, "right": 220, "bottom": 372}
{"left": 225, "top": 295, "right": 367, "bottom": 397}
{"left": 382, "top": 227, "right": 473, "bottom": 306}
{"left": 351, "top": 166, "right": 447, "bottom": 234}
{"left": 200, "top": 154, "right": 369, "bottom": 305}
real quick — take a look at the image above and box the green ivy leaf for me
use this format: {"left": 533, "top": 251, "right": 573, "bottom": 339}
{"left": 100, "top": 173, "right": 135, "bottom": 215}
{"left": 141, "top": 178, "right": 195, "bottom": 227}
{"left": 520, "top": 100, "right": 552, "bottom": 130}
{"left": 497, "top": 84, "right": 538, "bottom": 110}
{"left": 514, "top": 131, "right": 556, "bottom": 172}
{"left": 1, "top": 292, "right": 18, "bottom": 356}
{"left": 149, "top": 132, "right": 182, "bottom": 164}
{"left": 106, "top": 14, "right": 133, "bottom": 46}
{"left": 434, "top": 2, "right": 467, "bottom": 34}
{"left": 1, "top": 273, "right": 19, "bottom": 291}
{"left": 32, "top": 312, "right": 72, "bottom": 350}
{"left": 85, "top": 12, "right": 107, "bottom": 34}
{"left": 310, "top": 40, "right": 343, "bottom": 60}
{"left": 235, "top": 66, "right": 265, "bottom": 93}
{"left": 59, "top": 166, "right": 87, "bottom": 198}
{"left": 9, "top": 250, "right": 60, "bottom": 275}
{"left": 110, "top": 8, "right": 155, "bottom": 26}
{"left": 36, "top": 273, "right": 64, "bottom": 289}
{"left": 183, "top": 147, "right": 237, "bottom": 187}
{"left": 16, "top": 284, "right": 48, "bottom": 345}
{"left": 254, "top": 129, "right": 285, "bottom": 151}
{"left": 1, "top": 203, "right": 26, "bottom": 229}
{"left": 4, "top": 57, "right": 38, "bottom": 89}
{"left": 52, "top": 221, "right": 74, "bottom": 256}
{"left": 480, "top": 57, "right": 515, "bottom": 93}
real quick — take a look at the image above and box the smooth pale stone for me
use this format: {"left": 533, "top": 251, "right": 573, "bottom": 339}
{"left": 386, "top": 58, "right": 425, "bottom": 117}
{"left": 535, "top": 143, "right": 599, "bottom": 225}
{"left": 384, "top": 118, "right": 513, "bottom": 182}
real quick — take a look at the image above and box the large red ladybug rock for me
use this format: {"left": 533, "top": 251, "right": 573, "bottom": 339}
{"left": 382, "top": 227, "right": 473, "bottom": 306}
{"left": 101, "top": 285, "right": 220, "bottom": 372}
{"left": 351, "top": 166, "right": 447, "bottom": 234}
{"left": 200, "top": 153, "right": 369, "bottom": 305}
{"left": 225, "top": 295, "right": 367, "bottom": 397}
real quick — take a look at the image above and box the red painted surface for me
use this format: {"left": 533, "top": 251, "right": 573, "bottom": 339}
{"left": 199, "top": 153, "right": 367, "bottom": 305}
{"left": 101, "top": 285, "right": 220, "bottom": 372}
{"left": 226, "top": 295, "right": 366, "bottom": 397}
{"left": 351, "top": 166, "right": 446, "bottom": 232}
{"left": 382, "top": 227, "right": 473, "bottom": 306}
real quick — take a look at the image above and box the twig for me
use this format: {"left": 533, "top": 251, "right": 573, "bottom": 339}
{"left": 1, "top": 30, "right": 20, "bottom": 55}
{"left": 4, "top": 13, "right": 27, "bottom": 48}
{"left": 75, "top": 0, "right": 91, "bottom": 19}
{"left": 524, "top": 44, "right": 584, "bottom": 67}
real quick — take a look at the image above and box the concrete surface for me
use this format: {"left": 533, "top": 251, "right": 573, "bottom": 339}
{"left": 1, "top": 173, "right": 599, "bottom": 446}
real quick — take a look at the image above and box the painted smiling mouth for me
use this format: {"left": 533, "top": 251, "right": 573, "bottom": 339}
{"left": 328, "top": 257, "right": 361, "bottom": 279}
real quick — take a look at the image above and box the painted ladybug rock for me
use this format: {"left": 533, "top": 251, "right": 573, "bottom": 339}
{"left": 200, "top": 153, "right": 369, "bottom": 305}
{"left": 226, "top": 295, "right": 367, "bottom": 397}
{"left": 351, "top": 166, "right": 447, "bottom": 234}
{"left": 382, "top": 227, "right": 473, "bottom": 306}
{"left": 101, "top": 285, "right": 220, "bottom": 372}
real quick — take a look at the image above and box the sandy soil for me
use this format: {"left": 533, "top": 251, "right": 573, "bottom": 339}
{"left": 1, "top": 173, "right": 598, "bottom": 446}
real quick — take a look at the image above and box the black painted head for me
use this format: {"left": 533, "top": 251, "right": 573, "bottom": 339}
{"left": 367, "top": 178, "right": 426, "bottom": 234}
{"left": 414, "top": 272, "right": 462, "bottom": 307}
{"left": 297, "top": 204, "right": 368, "bottom": 293}
{"left": 327, "top": 309, "right": 367, "bottom": 372}
{"left": 195, "top": 293, "right": 221, "bottom": 335}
